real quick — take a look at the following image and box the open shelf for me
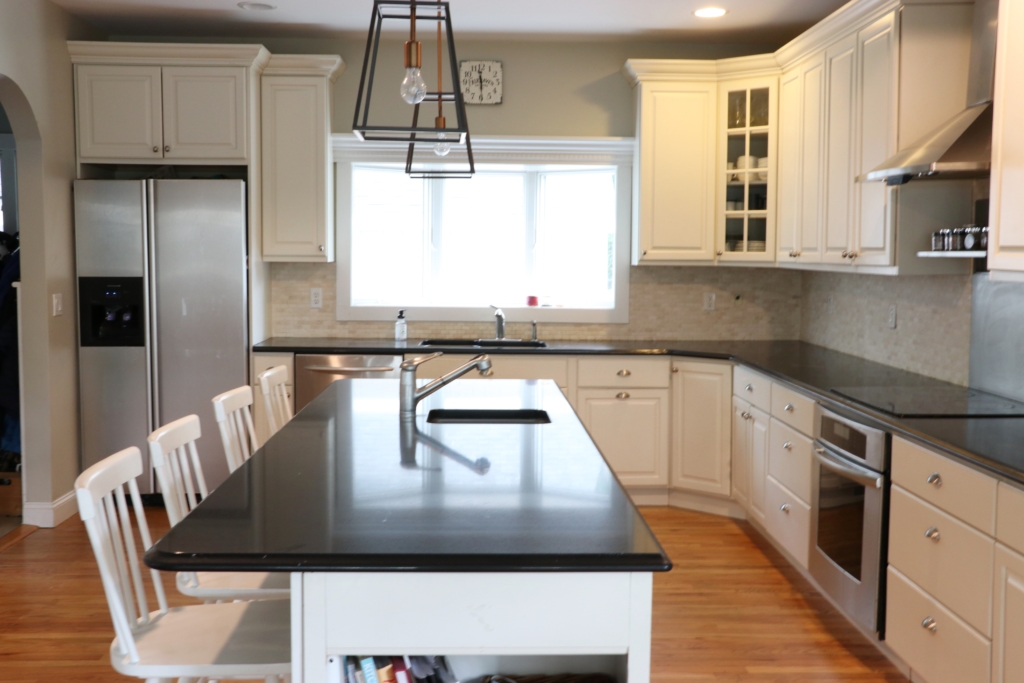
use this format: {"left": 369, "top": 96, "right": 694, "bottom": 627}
{"left": 916, "top": 250, "right": 987, "bottom": 258}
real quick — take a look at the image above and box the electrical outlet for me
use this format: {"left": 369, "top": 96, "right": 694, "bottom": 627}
{"left": 310, "top": 288, "right": 323, "bottom": 309}
{"left": 888, "top": 304, "right": 897, "bottom": 329}
{"left": 703, "top": 292, "right": 716, "bottom": 312}
{"left": 827, "top": 296, "right": 835, "bottom": 315}
{"left": 52, "top": 293, "right": 63, "bottom": 316}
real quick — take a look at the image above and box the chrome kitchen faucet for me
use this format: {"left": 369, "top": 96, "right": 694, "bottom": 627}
{"left": 399, "top": 352, "right": 492, "bottom": 420}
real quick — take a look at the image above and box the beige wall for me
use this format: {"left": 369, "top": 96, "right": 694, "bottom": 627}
{"left": 801, "top": 271, "right": 973, "bottom": 386}
{"left": 0, "top": 1, "right": 100, "bottom": 508}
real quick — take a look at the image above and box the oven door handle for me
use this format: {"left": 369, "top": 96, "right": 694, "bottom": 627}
{"left": 814, "top": 447, "right": 885, "bottom": 489}
{"left": 305, "top": 366, "right": 396, "bottom": 374}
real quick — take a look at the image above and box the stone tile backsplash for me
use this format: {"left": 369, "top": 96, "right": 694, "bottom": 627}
{"left": 269, "top": 263, "right": 973, "bottom": 385}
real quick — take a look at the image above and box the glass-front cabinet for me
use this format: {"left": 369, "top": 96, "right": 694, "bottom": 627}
{"left": 717, "top": 77, "right": 777, "bottom": 262}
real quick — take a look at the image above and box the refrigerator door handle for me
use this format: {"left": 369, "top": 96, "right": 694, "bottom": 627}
{"left": 147, "top": 179, "right": 160, "bottom": 430}
{"left": 142, "top": 181, "right": 154, "bottom": 436}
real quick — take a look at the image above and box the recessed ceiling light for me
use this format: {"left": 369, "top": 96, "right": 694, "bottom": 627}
{"left": 694, "top": 7, "right": 728, "bottom": 18}
{"left": 237, "top": 1, "right": 277, "bottom": 10}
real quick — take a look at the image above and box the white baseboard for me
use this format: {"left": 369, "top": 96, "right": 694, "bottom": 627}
{"left": 22, "top": 490, "right": 77, "bottom": 528}
{"left": 668, "top": 489, "right": 747, "bottom": 519}
{"left": 628, "top": 489, "right": 670, "bottom": 506}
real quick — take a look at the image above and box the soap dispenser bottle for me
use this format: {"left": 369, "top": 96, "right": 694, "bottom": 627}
{"left": 395, "top": 309, "right": 407, "bottom": 341}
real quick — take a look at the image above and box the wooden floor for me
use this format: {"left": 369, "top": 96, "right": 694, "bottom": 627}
{"left": 0, "top": 506, "right": 905, "bottom": 683}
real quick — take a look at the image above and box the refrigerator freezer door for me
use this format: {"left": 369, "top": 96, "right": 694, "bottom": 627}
{"left": 79, "top": 346, "right": 151, "bottom": 475}
{"left": 150, "top": 179, "right": 247, "bottom": 490}
{"left": 73, "top": 181, "right": 146, "bottom": 276}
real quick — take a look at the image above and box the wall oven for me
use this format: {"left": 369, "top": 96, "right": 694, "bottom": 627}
{"left": 810, "top": 405, "right": 890, "bottom": 638}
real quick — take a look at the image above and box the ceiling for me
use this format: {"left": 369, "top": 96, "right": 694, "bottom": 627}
{"left": 51, "top": 0, "right": 851, "bottom": 43}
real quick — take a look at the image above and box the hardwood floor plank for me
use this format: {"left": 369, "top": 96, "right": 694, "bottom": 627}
{"left": 0, "top": 524, "right": 37, "bottom": 553}
{"left": 0, "top": 505, "right": 906, "bottom": 683}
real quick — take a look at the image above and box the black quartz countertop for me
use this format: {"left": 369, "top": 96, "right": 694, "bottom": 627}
{"left": 254, "top": 338, "right": 1024, "bottom": 485}
{"left": 145, "top": 379, "right": 672, "bottom": 573}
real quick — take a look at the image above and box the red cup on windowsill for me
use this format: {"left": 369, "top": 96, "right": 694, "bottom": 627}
{"left": 526, "top": 295, "right": 539, "bottom": 307}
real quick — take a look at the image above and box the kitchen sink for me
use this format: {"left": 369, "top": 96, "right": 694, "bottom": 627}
{"left": 419, "top": 339, "right": 548, "bottom": 348}
{"left": 426, "top": 409, "right": 551, "bottom": 424}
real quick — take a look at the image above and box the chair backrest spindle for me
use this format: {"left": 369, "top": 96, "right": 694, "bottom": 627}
{"left": 148, "top": 415, "right": 208, "bottom": 527}
{"left": 212, "top": 385, "right": 260, "bottom": 473}
{"left": 258, "top": 365, "right": 293, "bottom": 437}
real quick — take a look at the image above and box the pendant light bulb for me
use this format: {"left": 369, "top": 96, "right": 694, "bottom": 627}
{"left": 433, "top": 135, "right": 452, "bottom": 157}
{"left": 400, "top": 67, "right": 427, "bottom": 104}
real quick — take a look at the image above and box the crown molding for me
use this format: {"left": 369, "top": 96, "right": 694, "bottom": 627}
{"left": 774, "top": 0, "right": 901, "bottom": 69}
{"left": 622, "top": 59, "right": 719, "bottom": 86}
{"left": 67, "top": 41, "right": 272, "bottom": 71}
{"left": 264, "top": 54, "right": 345, "bottom": 82}
{"left": 333, "top": 134, "right": 635, "bottom": 165}
{"left": 714, "top": 53, "right": 782, "bottom": 79}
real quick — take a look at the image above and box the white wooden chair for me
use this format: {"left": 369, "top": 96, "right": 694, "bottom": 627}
{"left": 74, "top": 446, "right": 290, "bottom": 682}
{"left": 149, "top": 415, "right": 289, "bottom": 601}
{"left": 213, "top": 385, "right": 260, "bottom": 473}
{"left": 258, "top": 365, "right": 293, "bottom": 437}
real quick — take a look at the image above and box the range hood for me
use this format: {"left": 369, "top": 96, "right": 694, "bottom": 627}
{"left": 861, "top": 0, "right": 998, "bottom": 185}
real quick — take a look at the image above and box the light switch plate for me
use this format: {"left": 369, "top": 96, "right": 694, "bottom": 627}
{"left": 703, "top": 292, "right": 716, "bottom": 312}
{"left": 310, "top": 288, "right": 323, "bottom": 309}
{"left": 52, "top": 293, "right": 63, "bottom": 316}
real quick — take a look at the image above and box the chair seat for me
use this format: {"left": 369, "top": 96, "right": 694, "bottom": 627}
{"left": 110, "top": 598, "right": 291, "bottom": 679}
{"left": 177, "top": 570, "right": 291, "bottom": 601}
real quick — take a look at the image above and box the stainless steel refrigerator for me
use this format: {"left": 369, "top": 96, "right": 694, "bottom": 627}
{"left": 75, "top": 180, "right": 247, "bottom": 492}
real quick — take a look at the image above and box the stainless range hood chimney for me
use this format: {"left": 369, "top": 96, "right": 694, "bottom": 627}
{"left": 861, "top": 0, "right": 998, "bottom": 185}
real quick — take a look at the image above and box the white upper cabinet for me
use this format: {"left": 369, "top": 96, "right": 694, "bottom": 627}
{"left": 260, "top": 55, "right": 343, "bottom": 263}
{"left": 75, "top": 65, "right": 164, "bottom": 161}
{"left": 989, "top": 0, "right": 1024, "bottom": 274}
{"left": 162, "top": 67, "right": 248, "bottom": 160}
{"left": 822, "top": 34, "right": 857, "bottom": 265}
{"left": 69, "top": 42, "right": 269, "bottom": 165}
{"left": 628, "top": 72, "right": 718, "bottom": 263}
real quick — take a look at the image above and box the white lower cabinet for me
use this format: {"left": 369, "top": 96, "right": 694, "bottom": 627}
{"left": 577, "top": 388, "right": 670, "bottom": 487}
{"left": 993, "top": 543, "right": 1024, "bottom": 683}
{"left": 670, "top": 360, "right": 731, "bottom": 496}
{"left": 767, "top": 417, "right": 812, "bottom": 504}
{"left": 749, "top": 406, "right": 770, "bottom": 523}
{"left": 731, "top": 397, "right": 751, "bottom": 509}
{"left": 732, "top": 399, "right": 770, "bottom": 523}
{"left": 764, "top": 475, "right": 811, "bottom": 568}
{"left": 887, "top": 566, "right": 992, "bottom": 683}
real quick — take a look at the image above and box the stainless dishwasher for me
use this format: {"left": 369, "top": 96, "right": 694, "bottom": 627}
{"left": 294, "top": 354, "right": 401, "bottom": 410}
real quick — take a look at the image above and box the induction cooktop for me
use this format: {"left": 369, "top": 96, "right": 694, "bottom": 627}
{"left": 830, "top": 385, "right": 1024, "bottom": 418}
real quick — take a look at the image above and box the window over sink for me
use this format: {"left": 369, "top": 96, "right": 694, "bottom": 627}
{"left": 334, "top": 137, "right": 632, "bottom": 324}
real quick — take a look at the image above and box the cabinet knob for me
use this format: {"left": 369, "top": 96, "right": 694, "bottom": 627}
{"left": 616, "top": 392, "right": 630, "bottom": 400}
{"left": 780, "top": 503, "right": 790, "bottom": 513}
{"left": 744, "top": 383, "right": 753, "bottom": 392}
{"left": 847, "top": 251, "right": 858, "bottom": 259}
{"left": 318, "top": 245, "right": 325, "bottom": 252}
{"left": 782, "top": 441, "right": 793, "bottom": 451}
{"left": 740, "top": 411, "right": 752, "bottom": 420}
{"left": 716, "top": 250, "right": 724, "bottom": 256}
{"left": 617, "top": 369, "right": 631, "bottom": 377}
{"left": 152, "top": 146, "right": 159, "bottom": 153}
{"left": 794, "top": 251, "right": 802, "bottom": 257}
{"left": 924, "top": 526, "right": 941, "bottom": 541}
{"left": 784, "top": 403, "right": 794, "bottom": 412}
{"left": 841, "top": 250, "right": 849, "bottom": 258}
{"left": 671, "top": 366, "right": 679, "bottom": 373}
{"left": 926, "top": 472, "right": 943, "bottom": 488}
{"left": 921, "top": 617, "right": 938, "bottom": 632}
{"left": 164, "top": 145, "right": 170, "bottom": 153}
{"left": 642, "top": 249, "right": 647, "bottom": 256}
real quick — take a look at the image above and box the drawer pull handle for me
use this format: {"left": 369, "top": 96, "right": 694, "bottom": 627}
{"left": 164, "top": 145, "right": 171, "bottom": 153}
{"left": 926, "top": 472, "right": 943, "bottom": 488}
{"left": 745, "top": 383, "right": 754, "bottom": 392}
{"left": 784, "top": 403, "right": 795, "bottom": 412}
{"left": 617, "top": 369, "right": 631, "bottom": 377}
{"left": 783, "top": 441, "right": 793, "bottom": 451}
{"left": 780, "top": 504, "right": 790, "bottom": 513}
{"left": 616, "top": 392, "right": 630, "bottom": 400}
{"left": 671, "top": 366, "right": 679, "bottom": 373}
{"left": 152, "top": 146, "right": 159, "bottom": 153}
{"left": 740, "top": 411, "right": 752, "bottom": 420}
{"left": 921, "top": 617, "right": 938, "bottom": 632}
{"left": 925, "top": 526, "right": 941, "bottom": 541}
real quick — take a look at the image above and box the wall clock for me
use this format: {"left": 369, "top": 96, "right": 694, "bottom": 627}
{"left": 459, "top": 60, "right": 503, "bottom": 105}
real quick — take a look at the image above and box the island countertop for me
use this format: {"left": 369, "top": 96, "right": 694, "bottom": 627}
{"left": 145, "top": 378, "right": 672, "bottom": 573}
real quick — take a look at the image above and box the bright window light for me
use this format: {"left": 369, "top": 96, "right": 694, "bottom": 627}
{"left": 694, "top": 7, "right": 728, "bottom": 18}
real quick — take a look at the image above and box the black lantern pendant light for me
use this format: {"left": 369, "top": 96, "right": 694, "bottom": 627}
{"left": 353, "top": 1, "right": 474, "bottom": 178}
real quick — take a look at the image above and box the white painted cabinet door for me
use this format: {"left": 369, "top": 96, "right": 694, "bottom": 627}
{"left": 670, "top": 360, "right": 731, "bottom": 496}
{"left": 989, "top": 0, "right": 1024, "bottom": 273}
{"left": 823, "top": 34, "right": 857, "bottom": 265}
{"left": 776, "top": 65, "right": 802, "bottom": 263}
{"left": 261, "top": 75, "right": 333, "bottom": 261}
{"left": 162, "top": 66, "right": 248, "bottom": 160}
{"left": 994, "top": 543, "right": 1024, "bottom": 683}
{"left": 577, "top": 388, "right": 670, "bottom": 487}
{"left": 634, "top": 81, "right": 717, "bottom": 263}
{"left": 853, "top": 12, "right": 898, "bottom": 266}
{"left": 749, "top": 405, "right": 770, "bottom": 523}
{"left": 75, "top": 65, "right": 164, "bottom": 161}
{"left": 731, "top": 397, "right": 751, "bottom": 509}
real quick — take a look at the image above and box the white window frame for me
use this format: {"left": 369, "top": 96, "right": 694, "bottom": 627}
{"left": 333, "top": 135, "right": 634, "bottom": 324}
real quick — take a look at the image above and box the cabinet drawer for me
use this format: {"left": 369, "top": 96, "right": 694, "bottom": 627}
{"left": 892, "top": 436, "right": 997, "bottom": 534}
{"left": 733, "top": 365, "right": 771, "bottom": 412}
{"left": 770, "top": 383, "right": 816, "bottom": 435}
{"left": 768, "top": 418, "right": 812, "bottom": 504}
{"left": 577, "top": 357, "right": 669, "bottom": 388}
{"left": 997, "top": 482, "right": 1024, "bottom": 556}
{"left": 764, "top": 475, "right": 811, "bottom": 568}
{"left": 886, "top": 566, "right": 991, "bottom": 683}
{"left": 889, "top": 485, "right": 995, "bottom": 636}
